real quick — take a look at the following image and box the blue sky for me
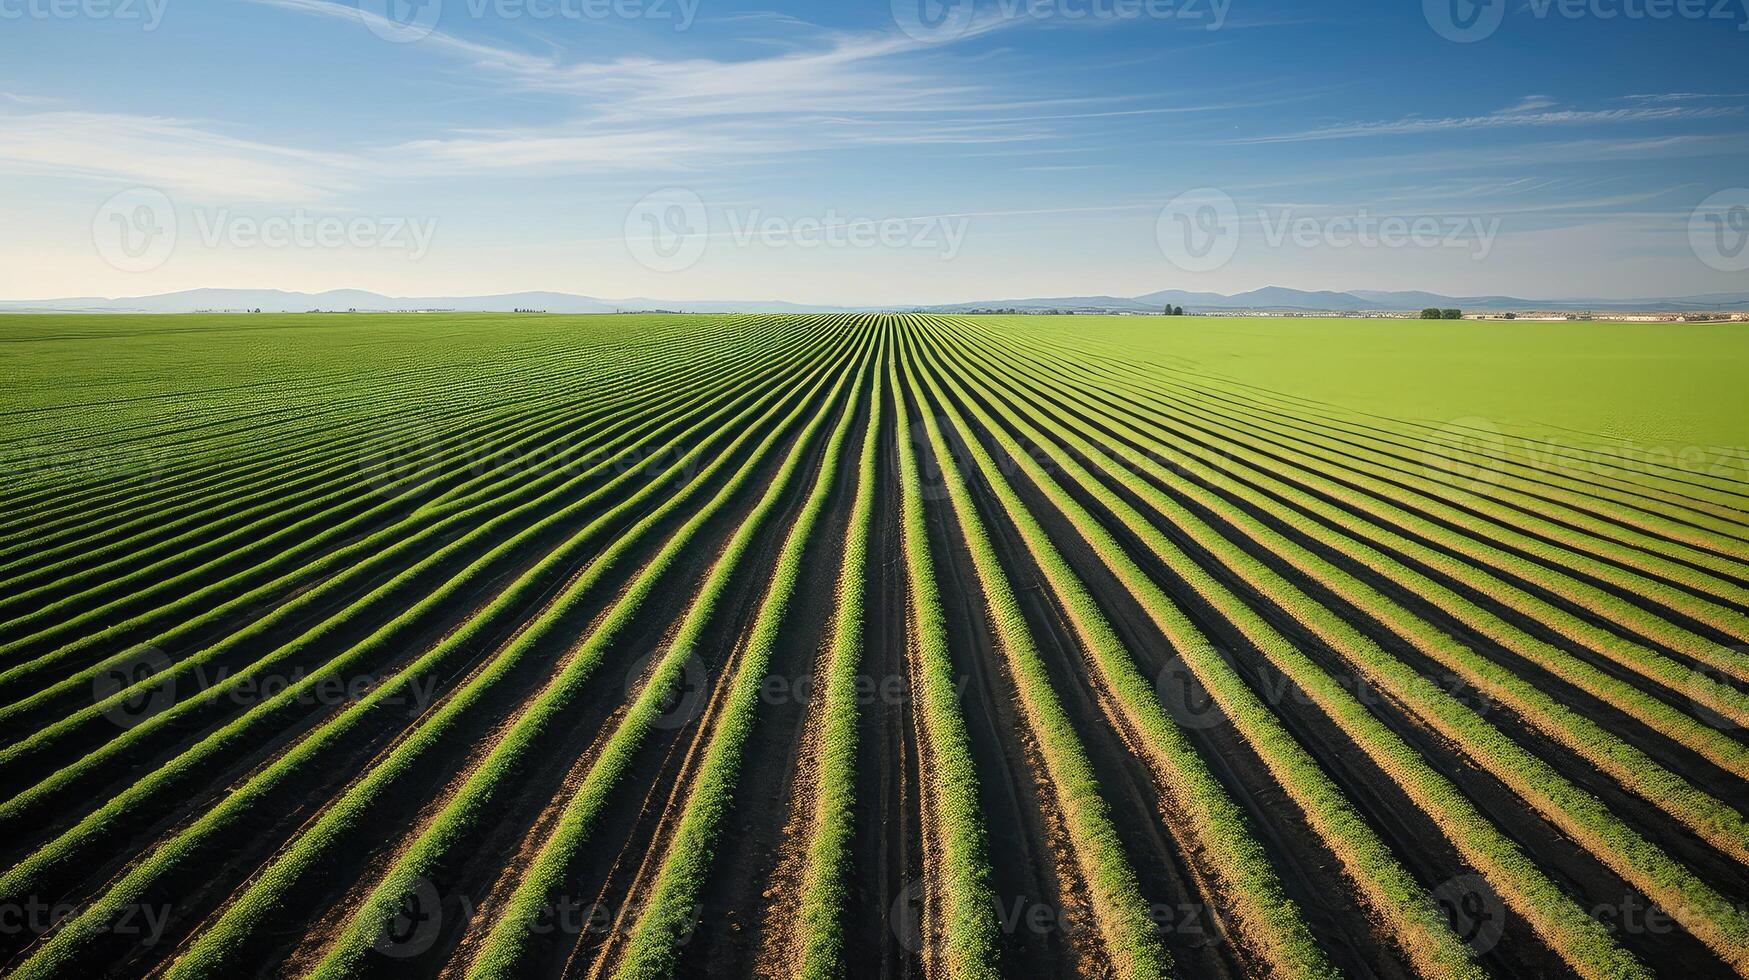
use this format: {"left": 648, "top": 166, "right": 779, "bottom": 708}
{"left": 2, "top": 0, "right": 1747, "bottom": 303}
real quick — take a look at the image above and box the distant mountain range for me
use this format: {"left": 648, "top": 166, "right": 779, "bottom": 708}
{"left": 3, "top": 286, "right": 1747, "bottom": 315}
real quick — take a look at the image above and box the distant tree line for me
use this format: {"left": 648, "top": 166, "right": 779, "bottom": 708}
{"left": 1421, "top": 308, "right": 1463, "bottom": 320}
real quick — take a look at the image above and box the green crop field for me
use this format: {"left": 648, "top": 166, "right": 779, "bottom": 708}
{"left": 1, "top": 312, "right": 1746, "bottom": 980}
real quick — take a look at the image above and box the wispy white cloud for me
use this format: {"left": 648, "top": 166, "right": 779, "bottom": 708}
{"left": 1228, "top": 100, "right": 1744, "bottom": 144}
{"left": 235, "top": 0, "right": 1129, "bottom": 173}
{"left": 0, "top": 1, "right": 1081, "bottom": 195}
{"left": 1501, "top": 94, "right": 1559, "bottom": 113}
{"left": 1618, "top": 92, "right": 1749, "bottom": 104}
{"left": 0, "top": 110, "right": 360, "bottom": 200}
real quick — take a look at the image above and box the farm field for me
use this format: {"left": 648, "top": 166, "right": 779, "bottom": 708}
{"left": 1, "top": 310, "right": 1747, "bottom": 979}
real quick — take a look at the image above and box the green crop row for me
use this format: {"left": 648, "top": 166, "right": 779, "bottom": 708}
{"left": 304, "top": 323, "right": 875, "bottom": 980}
{"left": 1132, "top": 365, "right": 1749, "bottom": 573}
{"left": 895, "top": 324, "right": 1174, "bottom": 980}
{"left": 922, "top": 317, "right": 1648, "bottom": 980}
{"left": 563, "top": 331, "right": 874, "bottom": 980}
{"left": 15, "top": 319, "right": 870, "bottom": 980}
{"left": 0, "top": 324, "right": 847, "bottom": 824}
{"left": 936, "top": 321, "right": 1749, "bottom": 854}
{"left": 790, "top": 336, "right": 886, "bottom": 980}
{"left": 991, "top": 321, "right": 1749, "bottom": 679}
{"left": 886, "top": 326, "right": 1002, "bottom": 980}
{"left": 0, "top": 323, "right": 858, "bottom": 917}
{"left": 1134, "top": 372, "right": 1749, "bottom": 622}
{"left": 0, "top": 324, "right": 802, "bottom": 712}
{"left": 907, "top": 319, "right": 1475, "bottom": 980}
{"left": 1074, "top": 347, "right": 1749, "bottom": 651}
{"left": 949, "top": 319, "right": 1749, "bottom": 736}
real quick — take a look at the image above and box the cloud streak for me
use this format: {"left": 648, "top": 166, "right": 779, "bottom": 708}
{"left": 0, "top": 110, "right": 360, "bottom": 200}
{"left": 1228, "top": 101, "right": 1744, "bottom": 144}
